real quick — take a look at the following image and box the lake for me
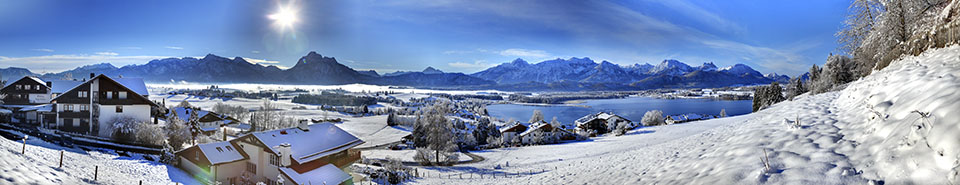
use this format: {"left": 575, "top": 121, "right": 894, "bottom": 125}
{"left": 487, "top": 96, "right": 753, "bottom": 127}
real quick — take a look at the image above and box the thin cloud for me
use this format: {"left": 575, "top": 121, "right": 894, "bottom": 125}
{"left": 499, "top": 48, "right": 550, "bottom": 58}
{"left": 251, "top": 50, "right": 261, "bottom": 54}
{"left": 165, "top": 46, "right": 184, "bottom": 50}
{"left": 0, "top": 54, "right": 171, "bottom": 73}
{"left": 118, "top": 46, "right": 142, "bottom": 50}
{"left": 448, "top": 60, "right": 494, "bottom": 69}
{"left": 95, "top": 52, "right": 119, "bottom": 56}
{"left": 32, "top": 48, "right": 54, "bottom": 52}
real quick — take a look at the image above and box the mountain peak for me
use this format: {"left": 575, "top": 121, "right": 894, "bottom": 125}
{"left": 720, "top": 63, "right": 762, "bottom": 76}
{"left": 649, "top": 59, "right": 694, "bottom": 75}
{"left": 698, "top": 62, "right": 718, "bottom": 71}
{"left": 423, "top": 67, "right": 443, "bottom": 74}
{"left": 202, "top": 54, "right": 224, "bottom": 60}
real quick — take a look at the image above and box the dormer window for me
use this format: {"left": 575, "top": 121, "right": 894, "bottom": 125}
{"left": 216, "top": 147, "right": 223, "bottom": 152}
{"left": 119, "top": 91, "right": 127, "bottom": 99}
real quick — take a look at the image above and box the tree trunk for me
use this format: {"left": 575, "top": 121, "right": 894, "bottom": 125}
{"left": 435, "top": 149, "right": 440, "bottom": 165}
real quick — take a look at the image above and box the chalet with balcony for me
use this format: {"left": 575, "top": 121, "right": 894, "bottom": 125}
{"left": 50, "top": 74, "right": 158, "bottom": 137}
{"left": 176, "top": 122, "right": 365, "bottom": 185}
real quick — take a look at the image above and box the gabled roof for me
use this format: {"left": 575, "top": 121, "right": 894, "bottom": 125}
{"left": 50, "top": 80, "right": 83, "bottom": 94}
{"left": 196, "top": 141, "right": 246, "bottom": 165}
{"left": 2, "top": 76, "right": 49, "bottom": 90}
{"left": 520, "top": 122, "right": 554, "bottom": 137}
{"left": 499, "top": 122, "right": 528, "bottom": 133}
{"left": 51, "top": 74, "right": 159, "bottom": 107}
{"left": 113, "top": 77, "right": 149, "bottom": 96}
{"left": 249, "top": 123, "right": 364, "bottom": 164}
{"left": 280, "top": 164, "right": 351, "bottom": 185}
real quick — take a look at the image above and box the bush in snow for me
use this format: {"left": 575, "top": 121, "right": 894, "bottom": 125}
{"left": 641, "top": 110, "right": 665, "bottom": 126}
{"left": 614, "top": 121, "right": 631, "bottom": 136}
{"left": 719, "top": 109, "right": 727, "bottom": 118}
{"left": 752, "top": 82, "right": 786, "bottom": 112}
{"left": 111, "top": 117, "right": 163, "bottom": 145}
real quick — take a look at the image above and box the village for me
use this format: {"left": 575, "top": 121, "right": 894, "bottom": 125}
{"left": 0, "top": 74, "right": 731, "bottom": 185}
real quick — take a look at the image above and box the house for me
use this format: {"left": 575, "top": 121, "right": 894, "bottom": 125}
{"left": 664, "top": 113, "right": 716, "bottom": 124}
{"left": 519, "top": 121, "right": 557, "bottom": 145}
{"left": 177, "top": 122, "right": 365, "bottom": 185}
{"left": 0, "top": 76, "right": 52, "bottom": 105}
{"left": 0, "top": 76, "right": 55, "bottom": 126}
{"left": 49, "top": 74, "right": 159, "bottom": 137}
{"left": 499, "top": 122, "right": 528, "bottom": 144}
{"left": 166, "top": 107, "right": 246, "bottom": 136}
{"left": 574, "top": 112, "right": 633, "bottom": 137}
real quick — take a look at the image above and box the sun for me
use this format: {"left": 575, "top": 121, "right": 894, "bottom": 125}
{"left": 268, "top": 1, "right": 300, "bottom": 31}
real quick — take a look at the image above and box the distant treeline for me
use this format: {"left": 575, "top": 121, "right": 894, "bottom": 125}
{"left": 508, "top": 93, "right": 630, "bottom": 104}
{"left": 291, "top": 93, "right": 377, "bottom": 106}
{"left": 427, "top": 93, "right": 504, "bottom": 100}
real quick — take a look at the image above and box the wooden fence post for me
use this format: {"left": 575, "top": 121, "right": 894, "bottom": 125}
{"left": 94, "top": 165, "right": 98, "bottom": 181}
{"left": 59, "top": 150, "right": 64, "bottom": 168}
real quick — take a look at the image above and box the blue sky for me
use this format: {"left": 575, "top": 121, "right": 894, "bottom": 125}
{"left": 0, "top": 0, "right": 848, "bottom": 76}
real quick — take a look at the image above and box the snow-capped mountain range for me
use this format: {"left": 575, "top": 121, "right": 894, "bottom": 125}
{"left": 0, "top": 52, "right": 789, "bottom": 90}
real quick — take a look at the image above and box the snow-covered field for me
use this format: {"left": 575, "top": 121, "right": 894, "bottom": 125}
{"left": 0, "top": 129, "right": 198, "bottom": 185}
{"left": 405, "top": 45, "right": 960, "bottom": 184}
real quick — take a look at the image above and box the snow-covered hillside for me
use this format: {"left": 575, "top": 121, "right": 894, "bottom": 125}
{"left": 0, "top": 129, "right": 197, "bottom": 185}
{"left": 408, "top": 45, "right": 960, "bottom": 184}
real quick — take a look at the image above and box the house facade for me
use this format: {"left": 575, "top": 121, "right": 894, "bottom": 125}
{"left": 0, "top": 76, "right": 52, "bottom": 105}
{"left": 50, "top": 74, "right": 158, "bottom": 137}
{"left": 574, "top": 112, "right": 633, "bottom": 136}
{"left": 0, "top": 76, "right": 54, "bottom": 125}
{"left": 176, "top": 122, "right": 365, "bottom": 185}
{"left": 499, "top": 122, "right": 528, "bottom": 145}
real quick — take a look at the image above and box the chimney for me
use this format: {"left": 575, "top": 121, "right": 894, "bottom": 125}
{"left": 298, "top": 120, "right": 309, "bottom": 131}
{"left": 89, "top": 73, "right": 95, "bottom": 79}
{"left": 273, "top": 143, "right": 292, "bottom": 167}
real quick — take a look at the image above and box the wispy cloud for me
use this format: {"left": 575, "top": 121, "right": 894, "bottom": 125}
{"left": 165, "top": 46, "right": 184, "bottom": 50}
{"left": 242, "top": 57, "right": 289, "bottom": 69}
{"left": 95, "top": 52, "right": 119, "bottom": 56}
{"left": 646, "top": 0, "right": 744, "bottom": 34}
{"left": 251, "top": 50, "right": 261, "bottom": 54}
{"left": 0, "top": 54, "right": 171, "bottom": 73}
{"left": 499, "top": 48, "right": 550, "bottom": 58}
{"left": 32, "top": 48, "right": 54, "bottom": 52}
{"left": 118, "top": 46, "right": 142, "bottom": 50}
{"left": 448, "top": 60, "right": 494, "bottom": 70}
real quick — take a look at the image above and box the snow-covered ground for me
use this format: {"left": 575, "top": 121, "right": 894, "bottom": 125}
{"left": 404, "top": 45, "right": 960, "bottom": 184}
{"left": 0, "top": 129, "right": 198, "bottom": 185}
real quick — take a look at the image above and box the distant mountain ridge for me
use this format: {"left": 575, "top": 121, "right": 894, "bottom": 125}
{"left": 470, "top": 57, "right": 787, "bottom": 89}
{"left": 1, "top": 51, "right": 786, "bottom": 90}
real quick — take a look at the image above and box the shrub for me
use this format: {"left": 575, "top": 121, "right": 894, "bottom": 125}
{"left": 641, "top": 110, "right": 665, "bottom": 126}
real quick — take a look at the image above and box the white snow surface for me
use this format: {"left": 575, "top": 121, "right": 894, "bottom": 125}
{"left": 406, "top": 45, "right": 960, "bottom": 184}
{"left": 0, "top": 129, "right": 198, "bottom": 185}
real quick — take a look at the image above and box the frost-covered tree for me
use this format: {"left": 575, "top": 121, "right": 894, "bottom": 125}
{"left": 529, "top": 110, "right": 545, "bottom": 123}
{"left": 719, "top": 109, "right": 727, "bottom": 118}
{"left": 786, "top": 76, "right": 808, "bottom": 100}
{"left": 473, "top": 117, "right": 499, "bottom": 145}
{"left": 165, "top": 117, "right": 191, "bottom": 151}
{"left": 412, "top": 102, "right": 459, "bottom": 166}
{"left": 753, "top": 82, "right": 786, "bottom": 112}
{"left": 810, "top": 55, "right": 856, "bottom": 94}
{"left": 641, "top": 110, "right": 665, "bottom": 126}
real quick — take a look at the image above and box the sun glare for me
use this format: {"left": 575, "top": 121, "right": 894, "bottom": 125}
{"left": 268, "top": 1, "right": 299, "bottom": 31}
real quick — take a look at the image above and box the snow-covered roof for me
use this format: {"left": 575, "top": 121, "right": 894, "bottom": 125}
{"left": 26, "top": 76, "right": 47, "bottom": 87}
{"left": 113, "top": 77, "right": 148, "bottom": 96}
{"left": 280, "top": 164, "right": 351, "bottom": 185}
{"left": 684, "top": 113, "right": 703, "bottom": 120}
{"left": 499, "top": 122, "right": 527, "bottom": 133}
{"left": 166, "top": 107, "right": 211, "bottom": 122}
{"left": 251, "top": 123, "right": 364, "bottom": 164}
{"left": 20, "top": 104, "right": 52, "bottom": 112}
{"left": 196, "top": 141, "right": 245, "bottom": 165}
{"left": 50, "top": 80, "right": 83, "bottom": 94}
{"left": 0, "top": 109, "right": 11, "bottom": 114}
{"left": 520, "top": 122, "right": 552, "bottom": 137}
{"left": 226, "top": 123, "right": 252, "bottom": 130}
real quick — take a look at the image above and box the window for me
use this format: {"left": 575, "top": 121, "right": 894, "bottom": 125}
{"left": 270, "top": 155, "right": 279, "bottom": 166}
{"left": 115, "top": 105, "right": 123, "bottom": 113}
{"left": 195, "top": 151, "right": 199, "bottom": 161}
{"left": 225, "top": 146, "right": 233, "bottom": 151}
{"left": 72, "top": 118, "right": 80, "bottom": 127}
{"left": 246, "top": 163, "right": 256, "bottom": 173}
{"left": 35, "top": 85, "right": 40, "bottom": 90}
{"left": 78, "top": 91, "right": 88, "bottom": 98}
{"left": 80, "top": 105, "right": 88, "bottom": 111}
{"left": 119, "top": 92, "right": 127, "bottom": 99}
{"left": 106, "top": 91, "right": 113, "bottom": 99}
{"left": 216, "top": 147, "right": 223, "bottom": 152}
{"left": 25, "top": 85, "right": 31, "bottom": 90}
{"left": 64, "top": 104, "right": 74, "bottom": 112}
{"left": 15, "top": 85, "right": 20, "bottom": 90}
{"left": 81, "top": 119, "right": 88, "bottom": 125}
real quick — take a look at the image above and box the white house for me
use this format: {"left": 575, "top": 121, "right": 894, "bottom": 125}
{"left": 49, "top": 74, "right": 158, "bottom": 137}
